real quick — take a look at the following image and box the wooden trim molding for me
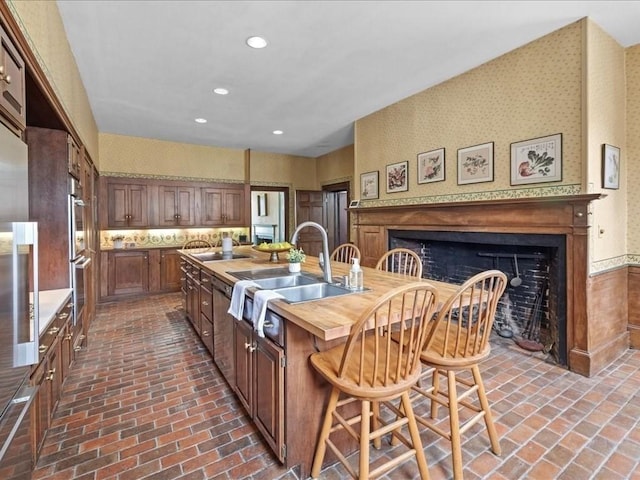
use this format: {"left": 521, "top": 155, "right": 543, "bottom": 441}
{"left": 350, "top": 194, "right": 628, "bottom": 377}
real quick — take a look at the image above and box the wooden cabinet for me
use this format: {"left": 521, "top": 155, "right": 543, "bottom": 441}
{"left": 31, "top": 297, "right": 74, "bottom": 459}
{"left": 107, "top": 250, "right": 149, "bottom": 296}
{"left": 106, "top": 182, "right": 149, "bottom": 228}
{"left": 0, "top": 23, "right": 26, "bottom": 132}
{"left": 159, "top": 249, "right": 182, "bottom": 291}
{"left": 356, "top": 225, "right": 386, "bottom": 268}
{"left": 67, "top": 136, "right": 82, "bottom": 180}
{"left": 26, "top": 127, "right": 72, "bottom": 292}
{"left": 184, "top": 260, "right": 200, "bottom": 335}
{"left": 158, "top": 185, "right": 195, "bottom": 226}
{"left": 199, "top": 270, "right": 214, "bottom": 356}
{"left": 233, "top": 319, "right": 285, "bottom": 462}
{"left": 212, "top": 279, "right": 234, "bottom": 385}
{"left": 200, "top": 186, "right": 246, "bottom": 226}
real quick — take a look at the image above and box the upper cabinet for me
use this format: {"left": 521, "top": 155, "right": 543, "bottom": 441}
{"left": 106, "top": 181, "right": 149, "bottom": 228}
{"left": 0, "top": 23, "right": 26, "bottom": 132}
{"left": 67, "top": 136, "right": 82, "bottom": 179}
{"left": 200, "top": 186, "right": 246, "bottom": 227}
{"left": 158, "top": 185, "right": 196, "bottom": 227}
{"left": 100, "top": 177, "right": 249, "bottom": 229}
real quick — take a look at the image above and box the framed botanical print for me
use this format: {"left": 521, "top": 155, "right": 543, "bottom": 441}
{"left": 360, "top": 171, "right": 379, "bottom": 199}
{"left": 457, "top": 142, "right": 494, "bottom": 185}
{"left": 386, "top": 161, "right": 408, "bottom": 193}
{"left": 602, "top": 144, "right": 620, "bottom": 189}
{"left": 510, "top": 133, "right": 562, "bottom": 185}
{"left": 417, "top": 148, "right": 445, "bottom": 184}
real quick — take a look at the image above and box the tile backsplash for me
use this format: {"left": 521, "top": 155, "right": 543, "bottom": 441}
{"left": 101, "top": 227, "right": 250, "bottom": 249}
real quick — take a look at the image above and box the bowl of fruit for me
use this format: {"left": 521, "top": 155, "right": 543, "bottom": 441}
{"left": 252, "top": 241, "right": 295, "bottom": 263}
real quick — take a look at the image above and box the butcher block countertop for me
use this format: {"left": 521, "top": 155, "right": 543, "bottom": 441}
{"left": 182, "top": 246, "right": 461, "bottom": 341}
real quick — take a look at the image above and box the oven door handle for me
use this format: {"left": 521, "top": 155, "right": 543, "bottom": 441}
{"left": 75, "top": 257, "right": 91, "bottom": 268}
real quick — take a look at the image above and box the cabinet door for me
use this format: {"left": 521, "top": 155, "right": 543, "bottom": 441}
{"left": 200, "top": 188, "right": 224, "bottom": 226}
{"left": 67, "top": 136, "right": 82, "bottom": 179}
{"left": 357, "top": 225, "right": 386, "bottom": 268}
{"left": 107, "top": 183, "right": 148, "bottom": 227}
{"left": 254, "top": 336, "right": 285, "bottom": 462}
{"left": 0, "top": 24, "right": 26, "bottom": 131}
{"left": 222, "top": 189, "right": 245, "bottom": 226}
{"left": 30, "top": 361, "right": 50, "bottom": 458}
{"left": 108, "top": 250, "right": 149, "bottom": 296}
{"left": 200, "top": 282, "right": 214, "bottom": 356}
{"left": 233, "top": 319, "right": 253, "bottom": 414}
{"left": 60, "top": 322, "right": 73, "bottom": 386}
{"left": 213, "top": 286, "right": 234, "bottom": 386}
{"left": 158, "top": 186, "right": 195, "bottom": 226}
{"left": 46, "top": 336, "right": 62, "bottom": 417}
{"left": 160, "top": 249, "right": 182, "bottom": 291}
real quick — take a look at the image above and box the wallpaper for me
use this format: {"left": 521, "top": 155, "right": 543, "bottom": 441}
{"left": 354, "top": 21, "right": 584, "bottom": 207}
{"left": 7, "top": 0, "right": 99, "bottom": 162}
{"left": 626, "top": 46, "right": 640, "bottom": 257}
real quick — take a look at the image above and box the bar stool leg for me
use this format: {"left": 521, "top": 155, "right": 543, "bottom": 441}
{"left": 311, "top": 387, "right": 340, "bottom": 478}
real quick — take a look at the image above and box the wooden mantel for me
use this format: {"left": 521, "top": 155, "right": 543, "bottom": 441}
{"left": 351, "top": 194, "right": 629, "bottom": 377}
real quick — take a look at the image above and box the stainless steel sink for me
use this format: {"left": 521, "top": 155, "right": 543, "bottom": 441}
{"left": 275, "top": 282, "right": 356, "bottom": 304}
{"left": 190, "top": 252, "right": 250, "bottom": 262}
{"left": 253, "top": 274, "right": 322, "bottom": 289}
{"left": 229, "top": 267, "right": 293, "bottom": 280}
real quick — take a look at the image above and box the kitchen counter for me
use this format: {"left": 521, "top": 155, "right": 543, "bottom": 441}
{"left": 186, "top": 245, "right": 460, "bottom": 341}
{"left": 38, "top": 288, "right": 73, "bottom": 335}
{"left": 180, "top": 245, "right": 462, "bottom": 477}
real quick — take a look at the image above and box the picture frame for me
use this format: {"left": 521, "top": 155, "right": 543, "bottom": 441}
{"left": 257, "top": 193, "right": 268, "bottom": 216}
{"left": 360, "top": 171, "right": 379, "bottom": 200}
{"left": 510, "top": 133, "right": 562, "bottom": 185}
{"left": 457, "top": 142, "right": 494, "bottom": 185}
{"left": 417, "top": 148, "right": 445, "bottom": 184}
{"left": 602, "top": 144, "right": 620, "bottom": 190}
{"left": 386, "top": 161, "right": 409, "bottom": 193}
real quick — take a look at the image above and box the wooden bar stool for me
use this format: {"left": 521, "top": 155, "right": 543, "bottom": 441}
{"left": 412, "top": 270, "right": 507, "bottom": 479}
{"left": 310, "top": 282, "right": 439, "bottom": 480}
{"left": 182, "top": 239, "right": 213, "bottom": 251}
{"left": 330, "top": 243, "right": 361, "bottom": 264}
{"left": 375, "top": 248, "right": 423, "bottom": 278}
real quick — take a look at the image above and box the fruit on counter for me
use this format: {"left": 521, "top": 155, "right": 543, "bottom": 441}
{"left": 258, "top": 241, "right": 293, "bottom": 250}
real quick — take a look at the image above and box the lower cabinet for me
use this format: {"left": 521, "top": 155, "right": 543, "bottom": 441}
{"left": 212, "top": 279, "right": 234, "bottom": 385}
{"left": 233, "top": 319, "right": 285, "bottom": 462}
{"left": 31, "top": 298, "right": 74, "bottom": 460}
{"left": 101, "top": 248, "right": 182, "bottom": 301}
{"left": 107, "top": 250, "right": 149, "bottom": 296}
{"left": 199, "top": 271, "right": 214, "bottom": 356}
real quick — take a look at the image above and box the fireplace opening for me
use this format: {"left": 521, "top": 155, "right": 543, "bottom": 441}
{"left": 388, "top": 230, "right": 567, "bottom": 365}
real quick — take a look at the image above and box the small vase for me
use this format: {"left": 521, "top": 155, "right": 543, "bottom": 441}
{"left": 113, "top": 239, "right": 123, "bottom": 249}
{"left": 288, "top": 262, "right": 301, "bottom": 273}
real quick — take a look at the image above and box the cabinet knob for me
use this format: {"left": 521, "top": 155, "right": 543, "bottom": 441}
{"left": 202, "top": 330, "right": 209, "bottom": 336}
{"left": 48, "top": 326, "right": 60, "bottom": 335}
{"left": 74, "top": 346, "right": 82, "bottom": 352}
{"left": 46, "top": 368, "right": 56, "bottom": 381}
{"left": 202, "top": 300, "right": 209, "bottom": 306}
{"left": 3, "top": 74, "right": 11, "bottom": 85}
{"left": 39, "top": 345, "right": 47, "bottom": 353}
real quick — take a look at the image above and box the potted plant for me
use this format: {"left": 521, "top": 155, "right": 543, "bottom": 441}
{"left": 286, "top": 247, "right": 306, "bottom": 273}
{"left": 111, "top": 234, "right": 125, "bottom": 249}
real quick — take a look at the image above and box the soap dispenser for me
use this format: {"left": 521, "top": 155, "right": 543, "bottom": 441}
{"left": 349, "top": 258, "right": 363, "bottom": 291}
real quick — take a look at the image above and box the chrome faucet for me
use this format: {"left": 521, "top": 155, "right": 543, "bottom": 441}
{"left": 291, "top": 221, "right": 332, "bottom": 283}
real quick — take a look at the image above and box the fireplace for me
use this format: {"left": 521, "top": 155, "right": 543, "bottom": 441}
{"left": 351, "top": 194, "right": 630, "bottom": 377}
{"left": 388, "top": 230, "right": 567, "bottom": 365}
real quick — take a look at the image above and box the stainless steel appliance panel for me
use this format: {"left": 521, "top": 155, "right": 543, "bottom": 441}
{"left": 0, "top": 124, "right": 28, "bottom": 223}
{"left": 69, "top": 176, "right": 85, "bottom": 261}
{"left": 0, "top": 382, "right": 36, "bottom": 479}
{"left": 72, "top": 255, "right": 90, "bottom": 327}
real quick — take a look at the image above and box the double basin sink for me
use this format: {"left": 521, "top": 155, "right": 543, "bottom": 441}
{"left": 229, "top": 267, "right": 362, "bottom": 304}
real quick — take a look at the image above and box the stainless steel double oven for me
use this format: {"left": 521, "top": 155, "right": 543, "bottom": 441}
{"left": 69, "top": 176, "right": 90, "bottom": 327}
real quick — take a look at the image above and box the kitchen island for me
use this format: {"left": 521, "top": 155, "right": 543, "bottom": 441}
{"left": 179, "top": 246, "right": 459, "bottom": 477}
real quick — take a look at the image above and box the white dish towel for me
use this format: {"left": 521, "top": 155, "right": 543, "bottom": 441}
{"left": 228, "top": 280, "right": 259, "bottom": 320}
{"left": 251, "top": 290, "right": 284, "bottom": 338}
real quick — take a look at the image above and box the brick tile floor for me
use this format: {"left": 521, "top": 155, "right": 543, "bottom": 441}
{"left": 31, "top": 293, "right": 640, "bottom": 479}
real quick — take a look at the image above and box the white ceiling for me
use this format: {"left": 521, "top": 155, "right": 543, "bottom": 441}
{"left": 56, "top": 1, "right": 640, "bottom": 158}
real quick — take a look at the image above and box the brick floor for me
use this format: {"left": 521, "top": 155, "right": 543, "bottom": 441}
{"left": 32, "top": 293, "right": 640, "bottom": 479}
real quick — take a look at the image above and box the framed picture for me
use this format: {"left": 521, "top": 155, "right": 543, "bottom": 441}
{"left": 386, "top": 161, "right": 408, "bottom": 193}
{"left": 457, "top": 142, "right": 494, "bottom": 185}
{"left": 257, "top": 193, "right": 268, "bottom": 216}
{"left": 360, "top": 171, "right": 379, "bottom": 200}
{"left": 417, "top": 148, "right": 445, "bottom": 184}
{"left": 510, "top": 133, "right": 562, "bottom": 185}
{"left": 602, "top": 144, "right": 620, "bottom": 189}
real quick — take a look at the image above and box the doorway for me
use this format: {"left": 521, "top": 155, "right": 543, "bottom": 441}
{"left": 250, "top": 187, "right": 289, "bottom": 245}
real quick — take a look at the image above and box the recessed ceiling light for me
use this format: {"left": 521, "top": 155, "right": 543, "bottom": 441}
{"left": 273, "top": 130, "right": 283, "bottom": 135}
{"left": 246, "top": 36, "right": 268, "bottom": 49}
{"left": 213, "top": 87, "right": 229, "bottom": 95}
{"left": 194, "top": 118, "right": 207, "bottom": 124}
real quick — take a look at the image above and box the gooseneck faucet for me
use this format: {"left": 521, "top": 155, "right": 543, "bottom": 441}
{"left": 290, "top": 221, "right": 332, "bottom": 283}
